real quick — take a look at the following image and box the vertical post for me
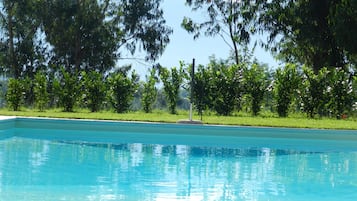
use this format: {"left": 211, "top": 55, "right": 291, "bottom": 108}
{"left": 189, "top": 59, "right": 195, "bottom": 121}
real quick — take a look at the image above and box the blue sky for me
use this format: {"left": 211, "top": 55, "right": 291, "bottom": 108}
{"left": 125, "top": 0, "right": 280, "bottom": 77}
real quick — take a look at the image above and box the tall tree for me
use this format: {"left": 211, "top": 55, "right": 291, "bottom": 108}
{"left": 0, "top": 0, "right": 44, "bottom": 78}
{"left": 118, "top": 0, "right": 172, "bottom": 61}
{"left": 39, "top": 0, "right": 118, "bottom": 73}
{"left": 259, "top": 0, "right": 357, "bottom": 72}
{"left": 182, "top": 0, "right": 258, "bottom": 65}
{"left": 38, "top": 0, "right": 172, "bottom": 73}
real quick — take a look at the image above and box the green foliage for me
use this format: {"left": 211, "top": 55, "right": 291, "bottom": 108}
{"left": 47, "top": 72, "right": 61, "bottom": 108}
{"left": 37, "top": 0, "right": 172, "bottom": 73}
{"left": 108, "top": 71, "right": 139, "bottom": 113}
{"left": 328, "top": 68, "right": 355, "bottom": 118}
{"left": 142, "top": 68, "right": 158, "bottom": 113}
{"left": 119, "top": 0, "right": 173, "bottom": 61}
{"left": 6, "top": 78, "right": 24, "bottom": 111}
{"left": 244, "top": 63, "right": 268, "bottom": 116}
{"left": 56, "top": 69, "right": 81, "bottom": 112}
{"left": 210, "top": 64, "right": 243, "bottom": 116}
{"left": 21, "top": 76, "right": 34, "bottom": 107}
{"left": 159, "top": 66, "right": 184, "bottom": 114}
{"left": 274, "top": 64, "right": 300, "bottom": 117}
{"left": 33, "top": 72, "right": 49, "bottom": 111}
{"left": 182, "top": 0, "right": 258, "bottom": 65}
{"left": 192, "top": 57, "right": 245, "bottom": 116}
{"left": 192, "top": 65, "right": 211, "bottom": 117}
{"left": 81, "top": 71, "right": 106, "bottom": 112}
{"left": 299, "top": 67, "right": 356, "bottom": 119}
{"left": 0, "top": 0, "right": 44, "bottom": 79}
{"left": 300, "top": 67, "right": 330, "bottom": 118}
{"left": 260, "top": 0, "right": 356, "bottom": 72}
{"left": 1, "top": 0, "right": 172, "bottom": 79}
{"left": 38, "top": 0, "right": 118, "bottom": 73}
{"left": 328, "top": 0, "right": 357, "bottom": 65}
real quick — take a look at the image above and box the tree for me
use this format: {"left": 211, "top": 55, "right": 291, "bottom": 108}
{"left": 21, "top": 76, "right": 34, "bottom": 107}
{"left": 33, "top": 71, "right": 49, "bottom": 111}
{"left": 6, "top": 78, "right": 23, "bottom": 111}
{"left": 209, "top": 61, "right": 243, "bottom": 116}
{"left": 81, "top": 71, "right": 106, "bottom": 112}
{"left": 300, "top": 67, "right": 330, "bottom": 118}
{"left": 259, "top": 0, "right": 357, "bottom": 72}
{"left": 182, "top": 0, "right": 258, "bottom": 65}
{"left": 38, "top": 0, "right": 118, "bottom": 73}
{"left": 142, "top": 68, "right": 158, "bottom": 113}
{"left": 118, "top": 0, "right": 173, "bottom": 61}
{"left": 38, "top": 0, "right": 172, "bottom": 73}
{"left": 328, "top": 0, "right": 357, "bottom": 67}
{"left": 55, "top": 69, "right": 81, "bottom": 112}
{"left": 328, "top": 68, "right": 355, "bottom": 118}
{"left": 274, "top": 64, "right": 300, "bottom": 117}
{"left": 0, "top": 0, "right": 44, "bottom": 78}
{"left": 159, "top": 66, "right": 185, "bottom": 114}
{"left": 107, "top": 69, "right": 139, "bottom": 113}
{"left": 192, "top": 65, "right": 211, "bottom": 118}
{"left": 243, "top": 63, "right": 268, "bottom": 116}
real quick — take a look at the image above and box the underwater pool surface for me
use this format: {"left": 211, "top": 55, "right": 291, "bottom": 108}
{"left": 0, "top": 118, "right": 357, "bottom": 201}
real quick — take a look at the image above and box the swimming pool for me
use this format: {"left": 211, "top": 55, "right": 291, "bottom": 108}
{"left": 0, "top": 117, "right": 357, "bottom": 201}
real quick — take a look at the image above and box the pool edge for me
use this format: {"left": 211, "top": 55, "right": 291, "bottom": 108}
{"left": 0, "top": 116, "right": 355, "bottom": 142}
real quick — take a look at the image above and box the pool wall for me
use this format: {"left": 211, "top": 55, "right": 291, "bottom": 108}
{"left": 1, "top": 117, "right": 357, "bottom": 150}
{"left": 0, "top": 118, "right": 16, "bottom": 140}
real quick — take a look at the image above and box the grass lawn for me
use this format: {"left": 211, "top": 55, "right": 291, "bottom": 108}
{"left": 0, "top": 108, "right": 356, "bottom": 130}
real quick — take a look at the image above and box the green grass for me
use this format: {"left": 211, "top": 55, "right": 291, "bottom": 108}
{"left": 0, "top": 108, "right": 356, "bottom": 130}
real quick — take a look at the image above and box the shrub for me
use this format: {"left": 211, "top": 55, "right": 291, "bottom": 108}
{"left": 274, "top": 64, "right": 300, "bottom": 117}
{"left": 22, "top": 76, "right": 34, "bottom": 107}
{"left": 82, "top": 71, "right": 106, "bottom": 112}
{"left": 300, "top": 67, "right": 330, "bottom": 118}
{"left": 210, "top": 64, "right": 243, "bottom": 116}
{"left": 34, "top": 72, "right": 49, "bottom": 111}
{"left": 6, "top": 78, "right": 24, "bottom": 111}
{"left": 141, "top": 68, "right": 158, "bottom": 113}
{"left": 107, "top": 71, "right": 139, "bottom": 113}
{"left": 328, "top": 68, "right": 355, "bottom": 118}
{"left": 159, "top": 66, "right": 184, "bottom": 114}
{"left": 56, "top": 69, "right": 81, "bottom": 112}
{"left": 243, "top": 63, "right": 269, "bottom": 116}
{"left": 192, "top": 65, "right": 211, "bottom": 118}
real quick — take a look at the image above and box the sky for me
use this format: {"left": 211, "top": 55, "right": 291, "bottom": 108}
{"left": 124, "top": 0, "right": 280, "bottom": 78}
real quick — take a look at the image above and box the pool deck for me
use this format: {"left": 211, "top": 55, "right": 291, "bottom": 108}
{"left": 0, "top": 116, "right": 16, "bottom": 120}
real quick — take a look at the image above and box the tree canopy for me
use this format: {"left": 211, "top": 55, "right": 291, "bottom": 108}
{"left": 182, "top": 0, "right": 259, "bottom": 65}
{"left": 0, "top": 0, "right": 172, "bottom": 76}
{"left": 259, "top": 0, "right": 357, "bottom": 72}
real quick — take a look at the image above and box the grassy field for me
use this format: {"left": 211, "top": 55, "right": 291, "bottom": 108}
{"left": 0, "top": 108, "right": 356, "bottom": 130}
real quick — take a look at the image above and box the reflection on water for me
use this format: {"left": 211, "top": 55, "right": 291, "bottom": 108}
{"left": 0, "top": 137, "right": 356, "bottom": 201}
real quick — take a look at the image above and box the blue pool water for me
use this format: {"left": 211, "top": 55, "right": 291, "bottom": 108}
{"left": 0, "top": 118, "right": 357, "bottom": 201}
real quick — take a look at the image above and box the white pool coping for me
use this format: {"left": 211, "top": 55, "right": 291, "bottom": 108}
{"left": 0, "top": 116, "right": 16, "bottom": 120}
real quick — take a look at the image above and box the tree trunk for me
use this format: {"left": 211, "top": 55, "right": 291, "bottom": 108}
{"left": 6, "top": 1, "right": 18, "bottom": 78}
{"left": 74, "top": 0, "right": 82, "bottom": 72}
{"left": 228, "top": 0, "right": 239, "bottom": 65}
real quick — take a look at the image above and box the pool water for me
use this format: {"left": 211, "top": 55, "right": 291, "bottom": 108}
{"left": 0, "top": 118, "right": 357, "bottom": 201}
